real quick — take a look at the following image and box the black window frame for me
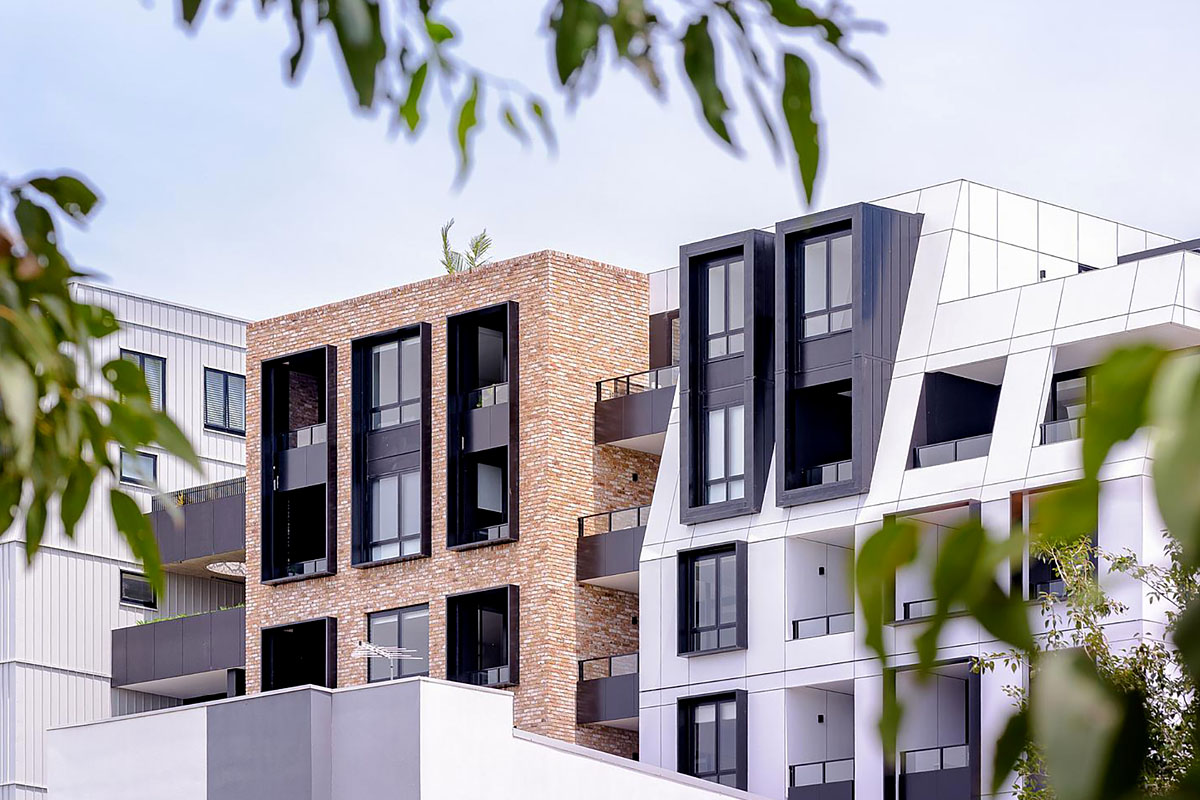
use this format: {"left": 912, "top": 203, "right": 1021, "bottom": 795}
{"left": 367, "top": 334, "right": 422, "bottom": 431}
{"left": 119, "top": 570, "right": 157, "bottom": 609}
{"left": 798, "top": 230, "right": 854, "bottom": 341}
{"left": 366, "top": 603, "right": 430, "bottom": 682}
{"left": 203, "top": 367, "right": 246, "bottom": 435}
{"left": 1046, "top": 368, "right": 1093, "bottom": 423}
{"left": 446, "top": 585, "right": 520, "bottom": 687}
{"left": 364, "top": 468, "right": 423, "bottom": 562}
{"left": 678, "top": 542, "right": 748, "bottom": 656}
{"left": 703, "top": 254, "right": 746, "bottom": 361}
{"left": 260, "top": 616, "right": 338, "bottom": 692}
{"left": 119, "top": 449, "right": 157, "bottom": 487}
{"left": 120, "top": 349, "right": 166, "bottom": 411}
{"left": 701, "top": 400, "right": 746, "bottom": 506}
{"left": 678, "top": 690, "right": 748, "bottom": 790}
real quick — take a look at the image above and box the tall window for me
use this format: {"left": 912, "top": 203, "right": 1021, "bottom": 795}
{"left": 367, "top": 605, "right": 430, "bottom": 681}
{"left": 682, "top": 694, "right": 743, "bottom": 788}
{"left": 121, "top": 350, "right": 166, "bottom": 410}
{"left": 119, "top": 449, "right": 157, "bottom": 487}
{"left": 800, "top": 232, "right": 852, "bottom": 338}
{"left": 681, "top": 546, "right": 742, "bottom": 653}
{"left": 704, "top": 404, "right": 744, "bottom": 503}
{"left": 367, "top": 470, "right": 421, "bottom": 560}
{"left": 1048, "top": 370, "right": 1090, "bottom": 422}
{"left": 705, "top": 257, "right": 744, "bottom": 359}
{"left": 370, "top": 336, "right": 421, "bottom": 429}
{"left": 204, "top": 368, "right": 246, "bottom": 434}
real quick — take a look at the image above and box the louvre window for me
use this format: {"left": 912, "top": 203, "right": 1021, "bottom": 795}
{"left": 121, "top": 350, "right": 166, "bottom": 411}
{"left": 119, "top": 450, "right": 157, "bottom": 487}
{"left": 204, "top": 368, "right": 246, "bottom": 434}
{"left": 367, "top": 605, "right": 430, "bottom": 681}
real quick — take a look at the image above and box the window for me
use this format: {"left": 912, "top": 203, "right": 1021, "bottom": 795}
{"left": 370, "top": 336, "right": 421, "bottom": 429}
{"left": 367, "top": 605, "right": 430, "bottom": 681}
{"left": 704, "top": 404, "right": 744, "bottom": 504}
{"left": 367, "top": 470, "right": 421, "bottom": 561}
{"left": 680, "top": 693, "right": 746, "bottom": 788}
{"left": 679, "top": 543, "right": 746, "bottom": 655}
{"left": 119, "top": 450, "right": 157, "bottom": 487}
{"left": 204, "top": 368, "right": 246, "bottom": 434}
{"left": 119, "top": 571, "right": 156, "bottom": 608}
{"left": 121, "top": 350, "right": 166, "bottom": 410}
{"left": 705, "top": 256, "right": 744, "bottom": 359}
{"left": 447, "top": 586, "right": 519, "bottom": 687}
{"left": 800, "top": 232, "right": 852, "bottom": 338}
{"left": 1048, "top": 370, "right": 1090, "bottom": 422}
{"left": 261, "top": 618, "right": 336, "bottom": 691}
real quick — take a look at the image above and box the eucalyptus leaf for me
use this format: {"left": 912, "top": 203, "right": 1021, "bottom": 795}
{"left": 681, "top": 16, "right": 733, "bottom": 146}
{"left": 780, "top": 52, "right": 820, "bottom": 202}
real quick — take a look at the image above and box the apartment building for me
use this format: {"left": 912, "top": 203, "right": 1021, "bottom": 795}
{"left": 0, "top": 285, "right": 247, "bottom": 800}
{"left": 638, "top": 180, "right": 1197, "bottom": 800}
{"left": 239, "top": 250, "right": 677, "bottom": 758}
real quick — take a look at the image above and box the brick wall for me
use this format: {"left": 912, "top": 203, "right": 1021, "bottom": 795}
{"left": 245, "top": 251, "right": 657, "bottom": 756}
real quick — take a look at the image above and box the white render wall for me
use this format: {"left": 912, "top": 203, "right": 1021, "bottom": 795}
{"left": 639, "top": 181, "right": 1195, "bottom": 800}
{"left": 0, "top": 284, "right": 246, "bottom": 799}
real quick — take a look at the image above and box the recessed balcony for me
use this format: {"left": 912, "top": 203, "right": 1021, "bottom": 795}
{"left": 594, "top": 366, "right": 677, "bottom": 453}
{"left": 788, "top": 758, "right": 854, "bottom": 800}
{"left": 111, "top": 606, "right": 245, "bottom": 700}
{"left": 576, "top": 653, "right": 638, "bottom": 729}
{"left": 576, "top": 505, "right": 650, "bottom": 592}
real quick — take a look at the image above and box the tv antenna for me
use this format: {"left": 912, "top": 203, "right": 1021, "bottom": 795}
{"left": 350, "top": 640, "right": 421, "bottom": 681}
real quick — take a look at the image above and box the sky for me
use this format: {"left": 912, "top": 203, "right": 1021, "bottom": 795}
{"left": 4, "top": 0, "right": 1199, "bottom": 320}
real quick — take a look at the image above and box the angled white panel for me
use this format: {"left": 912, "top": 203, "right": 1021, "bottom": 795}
{"left": 658, "top": 559, "right": 689, "bottom": 690}
{"left": 996, "top": 243, "right": 1037, "bottom": 291}
{"left": 916, "top": 181, "right": 964, "bottom": 235}
{"left": 996, "top": 191, "right": 1037, "bottom": 250}
{"left": 1181, "top": 252, "right": 1200, "bottom": 310}
{"left": 1147, "top": 232, "right": 1176, "bottom": 250}
{"left": 968, "top": 183, "right": 998, "bottom": 239}
{"left": 873, "top": 190, "right": 920, "bottom": 214}
{"left": 951, "top": 182, "right": 971, "bottom": 232}
{"left": 929, "top": 290, "right": 1019, "bottom": 354}
{"left": 939, "top": 231, "right": 970, "bottom": 302}
{"left": 894, "top": 231, "right": 953, "bottom": 361}
{"left": 968, "top": 235, "right": 998, "bottom": 296}
{"left": 747, "top": 689, "right": 787, "bottom": 798}
{"left": 649, "top": 270, "right": 669, "bottom": 315}
{"left": 1037, "top": 203, "right": 1078, "bottom": 262}
{"left": 638, "top": 706, "right": 662, "bottom": 768}
{"left": 639, "top": 558, "right": 664, "bottom": 690}
{"left": 983, "top": 348, "right": 1053, "bottom": 485}
{"left": 1130, "top": 254, "right": 1184, "bottom": 312}
{"left": 1056, "top": 263, "right": 1137, "bottom": 327}
{"left": 1011, "top": 278, "right": 1063, "bottom": 338}
{"left": 1117, "top": 225, "right": 1148, "bottom": 258}
{"left": 1078, "top": 214, "right": 1118, "bottom": 269}
{"left": 745, "top": 539, "right": 787, "bottom": 677}
{"left": 1038, "top": 253, "right": 1077, "bottom": 282}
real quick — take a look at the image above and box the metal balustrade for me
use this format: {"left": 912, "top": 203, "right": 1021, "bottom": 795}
{"left": 791, "top": 613, "right": 855, "bottom": 640}
{"left": 790, "top": 758, "right": 855, "bottom": 787}
{"left": 467, "top": 382, "right": 509, "bottom": 409}
{"left": 596, "top": 366, "right": 679, "bottom": 402}
{"left": 577, "top": 652, "right": 639, "bottom": 681}
{"left": 803, "top": 459, "right": 853, "bottom": 486}
{"left": 913, "top": 433, "right": 992, "bottom": 467}
{"left": 899, "top": 745, "right": 969, "bottom": 774}
{"left": 1040, "top": 417, "right": 1083, "bottom": 445}
{"left": 578, "top": 505, "right": 652, "bottom": 537}
{"left": 152, "top": 477, "right": 245, "bottom": 511}
{"left": 280, "top": 423, "right": 327, "bottom": 450}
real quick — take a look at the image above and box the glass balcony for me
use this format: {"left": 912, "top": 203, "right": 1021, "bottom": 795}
{"left": 1040, "top": 417, "right": 1083, "bottom": 445}
{"left": 913, "top": 433, "right": 992, "bottom": 467}
{"left": 791, "top": 612, "right": 855, "bottom": 640}
{"left": 802, "top": 459, "right": 853, "bottom": 487}
{"left": 596, "top": 365, "right": 679, "bottom": 401}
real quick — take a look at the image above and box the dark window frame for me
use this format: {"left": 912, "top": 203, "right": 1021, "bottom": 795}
{"left": 678, "top": 690, "right": 748, "bottom": 790}
{"left": 203, "top": 367, "right": 246, "bottom": 435}
{"left": 119, "top": 449, "right": 157, "bottom": 487}
{"left": 678, "top": 542, "right": 748, "bottom": 656}
{"left": 260, "top": 616, "right": 338, "bottom": 692}
{"left": 701, "top": 400, "right": 745, "bottom": 505}
{"left": 119, "top": 570, "right": 157, "bottom": 609}
{"left": 367, "top": 334, "right": 423, "bottom": 431}
{"left": 704, "top": 254, "right": 745, "bottom": 362}
{"left": 120, "top": 349, "right": 166, "bottom": 411}
{"left": 797, "top": 230, "right": 854, "bottom": 341}
{"left": 364, "top": 468, "right": 423, "bottom": 562}
{"left": 446, "top": 584, "right": 520, "bottom": 687}
{"left": 366, "top": 603, "right": 430, "bottom": 682}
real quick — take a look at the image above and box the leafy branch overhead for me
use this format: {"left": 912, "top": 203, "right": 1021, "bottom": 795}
{"left": 0, "top": 173, "right": 199, "bottom": 593}
{"left": 176, "top": 0, "right": 879, "bottom": 201}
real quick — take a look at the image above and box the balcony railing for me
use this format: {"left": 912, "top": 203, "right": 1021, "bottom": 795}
{"left": 913, "top": 433, "right": 992, "bottom": 467}
{"left": 578, "top": 652, "right": 638, "bottom": 681}
{"left": 790, "top": 758, "right": 855, "bottom": 788}
{"left": 458, "top": 523, "right": 510, "bottom": 546}
{"left": 900, "top": 744, "right": 969, "bottom": 774}
{"left": 902, "top": 598, "right": 938, "bottom": 620}
{"left": 578, "top": 504, "right": 651, "bottom": 537}
{"left": 467, "top": 382, "right": 509, "bottom": 409}
{"left": 151, "top": 476, "right": 245, "bottom": 512}
{"left": 1040, "top": 417, "right": 1083, "bottom": 445}
{"left": 457, "top": 665, "right": 511, "bottom": 686}
{"left": 280, "top": 423, "right": 327, "bottom": 450}
{"left": 803, "top": 459, "right": 853, "bottom": 487}
{"left": 283, "top": 557, "right": 328, "bottom": 578}
{"left": 791, "top": 612, "right": 855, "bottom": 640}
{"left": 596, "top": 366, "right": 679, "bottom": 402}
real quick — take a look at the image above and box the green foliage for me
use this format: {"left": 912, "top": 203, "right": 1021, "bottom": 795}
{"left": 438, "top": 219, "right": 492, "bottom": 274}
{"left": 0, "top": 173, "right": 200, "bottom": 593}
{"left": 171, "top": 0, "right": 879, "bottom": 201}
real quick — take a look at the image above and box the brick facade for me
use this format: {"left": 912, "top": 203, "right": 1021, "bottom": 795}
{"left": 245, "top": 251, "right": 657, "bottom": 757}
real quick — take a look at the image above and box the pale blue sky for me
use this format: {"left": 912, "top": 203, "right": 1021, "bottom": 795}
{"left": 4, "top": 0, "right": 1197, "bottom": 319}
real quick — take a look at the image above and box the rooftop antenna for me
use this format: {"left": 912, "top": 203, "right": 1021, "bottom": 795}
{"left": 350, "top": 640, "right": 421, "bottom": 681}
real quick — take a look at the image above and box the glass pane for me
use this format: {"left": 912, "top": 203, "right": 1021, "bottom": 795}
{"left": 1055, "top": 376, "right": 1088, "bottom": 420}
{"left": 228, "top": 375, "right": 246, "bottom": 431}
{"left": 707, "top": 482, "right": 727, "bottom": 504}
{"left": 400, "top": 606, "right": 430, "bottom": 676}
{"left": 372, "top": 407, "right": 401, "bottom": 429}
{"left": 142, "top": 356, "right": 165, "bottom": 411}
{"left": 706, "top": 408, "right": 725, "bottom": 480}
{"left": 204, "top": 370, "right": 224, "bottom": 427}
{"left": 368, "top": 612, "right": 398, "bottom": 681}
{"left": 727, "top": 260, "right": 744, "bottom": 331}
{"left": 121, "top": 573, "right": 155, "bottom": 606}
{"left": 791, "top": 763, "right": 823, "bottom": 787}
{"left": 718, "top": 552, "right": 738, "bottom": 624}
{"left": 694, "top": 556, "right": 717, "bottom": 628}
{"left": 371, "top": 475, "right": 399, "bottom": 546}
{"left": 694, "top": 704, "right": 717, "bottom": 774}
{"left": 717, "top": 701, "right": 738, "bottom": 771}
{"left": 727, "top": 332, "right": 744, "bottom": 355}
{"left": 829, "top": 309, "right": 853, "bottom": 332}
{"left": 371, "top": 341, "right": 399, "bottom": 410}
{"left": 707, "top": 264, "right": 726, "bottom": 335}
{"left": 829, "top": 234, "right": 853, "bottom": 308}
{"left": 803, "top": 241, "right": 827, "bottom": 313}
{"left": 477, "top": 463, "right": 504, "bottom": 513}
{"left": 400, "top": 337, "right": 421, "bottom": 402}
{"left": 718, "top": 626, "right": 736, "bottom": 648}
{"left": 698, "top": 629, "right": 718, "bottom": 650}
{"left": 943, "top": 745, "right": 969, "bottom": 769}
{"left": 707, "top": 337, "right": 727, "bottom": 359}
{"left": 727, "top": 404, "right": 744, "bottom": 477}
{"left": 728, "top": 479, "right": 745, "bottom": 500}
{"left": 826, "top": 759, "right": 854, "bottom": 782}
{"left": 401, "top": 471, "right": 421, "bottom": 536}
{"left": 371, "top": 541, "right": 400, "bottom": 561}
{"left": 121, "top": 451, "right": 155, "bottom": 485}
{"left": 804, "top": 314, "right": 829, "bottom": 338}
{"left": 400, "top": 403, "right": 420, "bottom": 424}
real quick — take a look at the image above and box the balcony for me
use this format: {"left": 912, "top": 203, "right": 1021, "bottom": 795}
{"left": 789, "top": 758, "right": 854, "bottom": 800}
{"left": 895, "top": 663, "right": 978, "bottom": 800}
{"left": 899, "top": 745, "right": 970, "bottom": 800}
{"left": 912, "top": 433, "right": 992, "bottom": 468}
{"left": 594, "top": 366, "right": 677, "bottom": 453}
{"left": 576, "top": 505, "right": 650, "bottom": 592}
{"left": 791, "top": 612, "right": 854, "bottom": 640}
{"left": 1040, "top": 417, "right": 1082, "bottom": 445}
{"left": 111, "top": 606, "right": 245, "bottom": 700}
{"left": 150, "top": 478, "right": 245, "bottom": 578}
{"left": 576, "top": 653, "right": 638, "bottom": 728}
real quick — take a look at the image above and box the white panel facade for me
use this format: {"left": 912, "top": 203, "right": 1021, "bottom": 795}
{"left": 0, "top": 285, "right": 246, "bottom": 798}
{"left": 640, "top": 181, "right": 1196, "bottom": 800}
